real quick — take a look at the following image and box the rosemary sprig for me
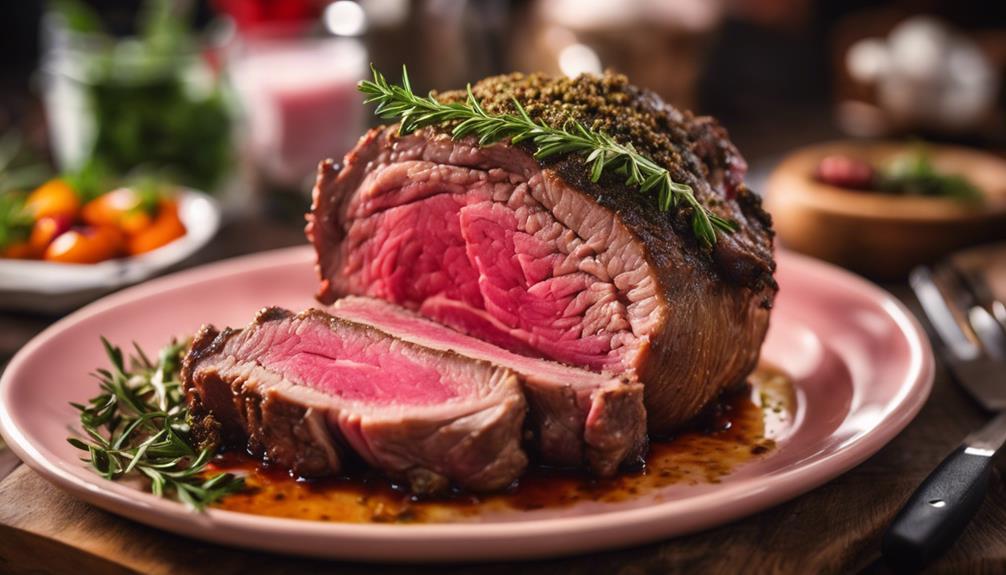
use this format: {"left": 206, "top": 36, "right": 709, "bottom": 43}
{"left": 358, "top": 65, "right": 737, "bottom": 246}
{"left": 67, "top": 338, "right": 244, "bottom": 510}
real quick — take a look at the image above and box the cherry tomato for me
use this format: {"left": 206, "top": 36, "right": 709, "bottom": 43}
{"left": 29, "top": 214, "right": 74, "bottom": 253}
{"left": 44, "top": 226, "right": 125, "bottom": 264}
{"left": 815, "top": 155, "right": 875, "bottom": 190}
{"left": 25, "top": 179, "right": 80, "bottom": 219}
{"left": 1, "top": 241, "right": 34, "bottom": 259}
{"left": 127, "top": 200, "right": 186, "bottom": 255}
{"left": 81, "top": 187, "right": 152, "bottom": 234}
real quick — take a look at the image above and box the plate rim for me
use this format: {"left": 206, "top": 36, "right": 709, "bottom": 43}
{"left": 0, "top": 246, "right": 935, "bottom": 561}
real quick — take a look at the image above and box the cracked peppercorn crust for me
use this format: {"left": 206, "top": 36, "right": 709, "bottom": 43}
{"left": 436, "top": 71, "right": 776, "bottom": 292}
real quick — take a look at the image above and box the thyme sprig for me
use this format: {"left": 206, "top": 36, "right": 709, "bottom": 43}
{"left": 358, "top": 65, "right": 736, "bottom": 246}
{"left": 68, "top": 338, "right": 244, "bottom": 510}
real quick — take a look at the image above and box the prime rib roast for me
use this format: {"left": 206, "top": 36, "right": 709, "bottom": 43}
{"left": 185, "top": 71, "right": 776, "bottom": 492}
{"left": 182, "top": 307, "right": 527, "bottom": 494}
{"left": 308, "top": 72, "right": 776, "bottom": 435}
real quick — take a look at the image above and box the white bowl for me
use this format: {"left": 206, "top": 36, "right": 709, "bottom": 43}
{"left": 0, "top": 189, "right": 221, "bottom": 313}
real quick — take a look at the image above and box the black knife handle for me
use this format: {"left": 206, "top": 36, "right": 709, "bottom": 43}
{"left": 882, "top": 445, "right": 994, "bottom": 573}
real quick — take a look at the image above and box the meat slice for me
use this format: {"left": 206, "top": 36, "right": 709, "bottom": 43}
{"left": 182, "top": 307, "right": 527, "bottom": 494}
{"left": 331, "top": 295, "right": 647, "bottom": 475}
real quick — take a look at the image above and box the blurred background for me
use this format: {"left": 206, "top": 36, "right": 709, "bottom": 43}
{"left": 0, "top": 0, "right": 1004, "bottom": 322}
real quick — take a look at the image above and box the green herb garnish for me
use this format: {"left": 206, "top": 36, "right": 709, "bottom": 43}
{"left": 68, "top": 338, "right": 244, "bottom": 510}
{"left": 358, "top": 66, "right": 736, "bottom": 247}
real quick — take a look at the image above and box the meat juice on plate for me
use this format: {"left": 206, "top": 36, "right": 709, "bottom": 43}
{"left": 209, "top": 364, "right": 795, "bottom": 523}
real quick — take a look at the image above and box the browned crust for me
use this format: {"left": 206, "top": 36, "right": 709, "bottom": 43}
{"left": 584, "top": 384, "right": 649, "bottom": 474}
{"left": 182, "top": 313, "right": 346, "bottom": 478}
{"left": 308, "top": 133, "right": 384, "bottom": 305}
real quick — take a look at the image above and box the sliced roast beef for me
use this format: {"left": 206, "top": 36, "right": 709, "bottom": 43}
{"left": 182, "top": 307, "right": 527, "bottom": 494}
{"left": 307, "top": 72, "right": 776, "bottom": 434}
{"left": 331, "top": 295, "right": 646, "bottom": 475}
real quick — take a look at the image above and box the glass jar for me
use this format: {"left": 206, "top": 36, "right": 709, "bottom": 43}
{"left": 228, "top": 32, "right": 367, "bottom": 193}
{"left": 39, "top": 12, "right": 237, "bottom": 195}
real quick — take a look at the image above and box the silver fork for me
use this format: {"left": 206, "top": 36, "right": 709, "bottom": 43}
{"left": 880, "top": 264, "right": 1006, "bottom": 572}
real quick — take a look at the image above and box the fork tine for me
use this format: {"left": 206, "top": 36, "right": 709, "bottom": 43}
{"left": 913, "top": 263, "right": 1006, "bottom": 413}
{"left": 953, "top": 262, "right": 1006, "bottom": 346}
{"left": 909, "top": 266, "right": 981, "bottom": 362}
{"left": 968, "top": 306, "right": 1006, "bottom": 360}
{"left": 950, "top": 263, "right": 1006, "bottom": 360}
{"left": 995, "top": 301, "right": 1006, "bottom": 331}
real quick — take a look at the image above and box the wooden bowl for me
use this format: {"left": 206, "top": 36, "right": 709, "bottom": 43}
{"left": 763, "top": 141, "right": 1006, "bottom": 280}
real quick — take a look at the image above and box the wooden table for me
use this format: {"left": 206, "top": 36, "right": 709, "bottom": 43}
{"left": 1, "top": 216, "right": 1004, "bottom": 574}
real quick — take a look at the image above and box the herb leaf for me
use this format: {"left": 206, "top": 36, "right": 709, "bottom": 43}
{"left": 0, "top": 191, "right": 32, "bottom": 250}
{"left": 68, "top": 338, "right": 244, "bottom": 510}
{"left": 358, "top": 65, "right": 736, "bottom": 246}
{"left": 879, "top": 146, "right": 982, "bottom": 201}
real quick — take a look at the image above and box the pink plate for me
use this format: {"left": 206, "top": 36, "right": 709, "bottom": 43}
{"left": 0, "top": 246, "right": 933, "bottom": 562}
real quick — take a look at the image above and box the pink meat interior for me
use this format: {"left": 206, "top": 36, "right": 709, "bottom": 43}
{"left": 340, "top": 161, "right": 640, "bottom": 372}
{"left": 236, "top": 316, "right": 464, "bottom": 405}
{"left": 333, "top": 296, "right": 617, "bottom": 387}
